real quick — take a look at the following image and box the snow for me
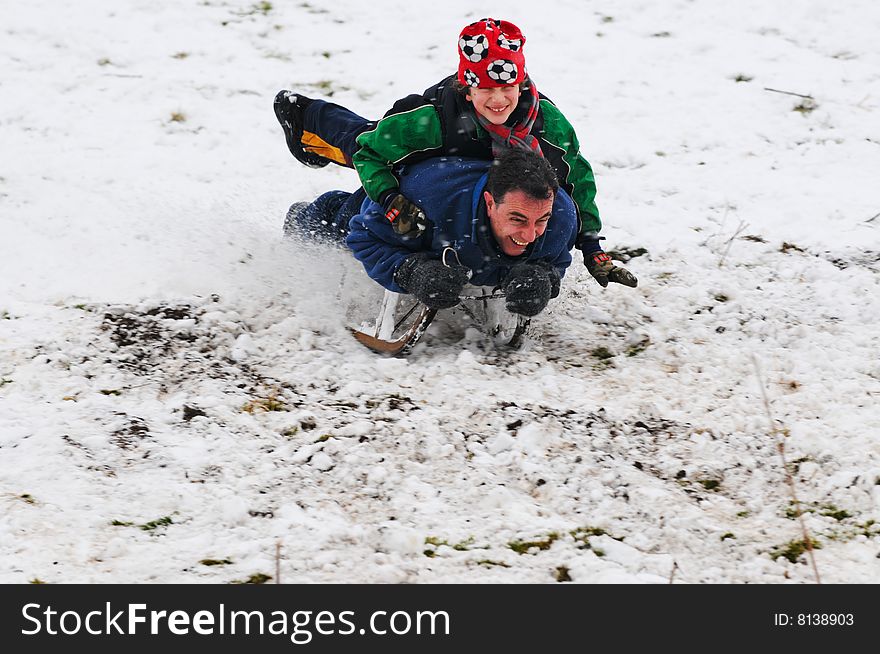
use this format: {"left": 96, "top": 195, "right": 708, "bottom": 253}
{"left": 2, "top": 0, "right": 879, "bottom": 584}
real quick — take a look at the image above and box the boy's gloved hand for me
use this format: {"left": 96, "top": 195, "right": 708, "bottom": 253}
{"left": 503, "top": 262, "right": 561, "bottom": 317}
{"left": 382, "top": 191, "right": 428, "bottom": 237}
{"left": 394, "top": 254, "right": 470, "bottom": 309}
{"left": 583, "top": 251, "right": 638, "bottom": 288}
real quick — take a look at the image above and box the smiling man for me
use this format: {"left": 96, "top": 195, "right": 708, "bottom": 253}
{"left": 288, "top": 149, "right": 637, "bottom": 317}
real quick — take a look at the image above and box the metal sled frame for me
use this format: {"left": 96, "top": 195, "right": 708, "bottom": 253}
{"left": 456, "top": 289, "right": 531, "bottom": 351}
{"left": 350, "top": 288, "right": 529, "bottom": 356}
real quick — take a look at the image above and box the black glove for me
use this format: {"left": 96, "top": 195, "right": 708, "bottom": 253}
{"left": 583, "top": 250, "right": 638, "bottom": 288}
{"left": 503, "top": 262, "right": 561, "bottom": 317}
{"left": 394, "top": 254, "right": 470, "bottom": 309}
{"left": 382, "top": 191, "right": 428, "bottom": 237}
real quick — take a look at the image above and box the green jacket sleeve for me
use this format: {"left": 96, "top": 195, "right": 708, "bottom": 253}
{"left": 352, "top": 105, "right": 443, "bottom": 202}
{"left": 538, "top": 99, "right": 602, "bottom": 236}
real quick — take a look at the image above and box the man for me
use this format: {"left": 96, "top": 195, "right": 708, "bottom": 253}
{"left": 289, "top": 149, "right": 637, "bottom": 317}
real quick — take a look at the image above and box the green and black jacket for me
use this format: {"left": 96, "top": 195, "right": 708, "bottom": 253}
{"left": 352, "top": 74, "right": 601, "bottom": 236}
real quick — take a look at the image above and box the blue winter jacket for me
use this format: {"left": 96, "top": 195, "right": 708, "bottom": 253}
{"left": 346, "top": 157, "right": 578, "bottom": 293}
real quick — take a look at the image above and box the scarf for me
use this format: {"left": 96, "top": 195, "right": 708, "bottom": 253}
{"left": 475, "top": 80, "right": 543, "bottom": 158}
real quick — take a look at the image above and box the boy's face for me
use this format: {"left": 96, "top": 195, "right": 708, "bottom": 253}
{"left": 467, "top": 85, "right": 521, "bottom": 125}
{"left": 484, "top": 189, "right": 553, "bottom": 257}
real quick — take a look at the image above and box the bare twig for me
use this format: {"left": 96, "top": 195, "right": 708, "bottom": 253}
{"left": 718, "top": 219, "right": 749, "bottom": 268}
{"left": 764, "top": 87, "right": 814, "bottom": 100}
{"left": 752, "top": 356, "right": 821, "bottom": 584}
{"left": 865, "top": 212, "right": 880, "bottom": 224}
{"left": 275, "top": 540, "right": 281, "bottom": 585}
{"left": 668, "top": 561, "right": 679, "bottom": 584}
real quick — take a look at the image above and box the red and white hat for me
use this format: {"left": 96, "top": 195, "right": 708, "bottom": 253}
{"left": 457, "top": 18, "right": 526, "bottom": 89}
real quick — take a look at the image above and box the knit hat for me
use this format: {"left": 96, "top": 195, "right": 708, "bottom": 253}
{"left": 457, "top": 18, "right": 526, "bottom": 89}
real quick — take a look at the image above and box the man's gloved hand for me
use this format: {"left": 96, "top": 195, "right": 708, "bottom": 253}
{"left": 394, "top": 254, "right": 470, "bottom": 309}
{"left": 503, "top": 262, "right": 561, "bottom": 317}
{"left": 583, "top": 251, "right": 638, "bottom": 288}
{"left": 382, "top": 191, "right": 428, "bottom": 237}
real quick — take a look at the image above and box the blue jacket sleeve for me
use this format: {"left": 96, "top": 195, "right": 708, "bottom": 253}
{"left": 345, "top": 199, "right": 429, "bottom": 293}
{"left": 545, "top": 190, "right": 578, "bottom": 279}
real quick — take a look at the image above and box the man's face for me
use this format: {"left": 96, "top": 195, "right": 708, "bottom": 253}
{"left": 484, "top": 189, "right": 553, "bottom": 257}
{"left": 467, "top": 85, "right": 521, "bottom": 125}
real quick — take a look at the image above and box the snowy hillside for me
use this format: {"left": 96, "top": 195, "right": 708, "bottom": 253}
{"left": 2, "top": 0, "right": 879, "bottom": 584}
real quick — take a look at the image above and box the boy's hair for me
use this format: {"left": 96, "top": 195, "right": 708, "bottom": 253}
{"left": 485, "top": 149, "right": 558, "bottom": 204}
{"left": 452, "top": 77, "right": 530, "bottom": 98}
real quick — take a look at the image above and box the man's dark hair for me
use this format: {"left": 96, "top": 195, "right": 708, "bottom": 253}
{"left": 485, "top": 148, "right": 558, "bottom": 204}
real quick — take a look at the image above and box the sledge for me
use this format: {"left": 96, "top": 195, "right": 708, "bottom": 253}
{"left": 350, "top": 286, "right": 529, "bottom": 356}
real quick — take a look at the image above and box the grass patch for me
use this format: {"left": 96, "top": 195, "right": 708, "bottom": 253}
{"left": 698, "top": 479, "right": 721, "bottom": 491}
{"left": 626, "top": 338, "right": 651, "bottom": 357}
{"left": 424, "top": 536, "right": 475, "bottom": 556}
{"left": 111, "top": 520, "right": 135, "bottom": 527}
{"left": 231, "top": 573, "right": 272, "bottom": 585}
{"left": 309, "top": 79, "right": 348, "bottom": 97}
{"left": 200, "top": 558, "right": 233, "bottom": 566}
{"left": 858, "top": 520, "right": 879, "bottom": 537}
{"left": 242, "top": 394, "right": 287, "bottom": 413}
{"left": 508, "top": 532, "right": 561, "bottom": 555}
{"left": 476, "top": 560, "right": 510, "bottom": 568}
{"left": 100, "top": 389, "right": 122, "bottom": 396}
{"left": 819, "top": 504, "right": 851, "bottom": 521}
{"left": 590, "top": 346, "right": 614, "bottom": 360}
{"left": 554, "top": 566, "right": 572, "bottom": 582}
{"left": 570, "top": 526, "right": 623, "bottom": 551}
{"left": 606, "top": 246, "right": 648, "bottom": 263}
{"left": 784, "top": 501, "right": 851, "bottom": 522}
{"left": 570, "top": 526, "right": 607, "bottom": 540}
{"left": 793, "top": 98, "right": 818, "bottom": 114}
{"left": 822, "top": 520, "right": 880, "bottom": 544}
{"left": 784, "top": 502, "right": 806, "bottom": 519}
{"left": 139, "top": 516, "right": 173, "bottom": 531}
{"left": 19, "top": 494, "right": 35, "bottom": 504}
{"left": 770, "top": 537, "right": 821, "bottom": 563}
